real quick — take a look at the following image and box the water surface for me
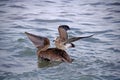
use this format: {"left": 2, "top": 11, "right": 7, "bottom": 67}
{"left": 0, "top": 0, "right": 120, "bottom": 80}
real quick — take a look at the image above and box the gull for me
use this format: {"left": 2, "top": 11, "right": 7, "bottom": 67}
{"left": 54, "top": 25, "right": 94, "bottom": 50}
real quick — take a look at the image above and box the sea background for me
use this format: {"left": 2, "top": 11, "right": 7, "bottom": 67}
{"left": 0, "top": 0, "right": 120, "bottom": 80}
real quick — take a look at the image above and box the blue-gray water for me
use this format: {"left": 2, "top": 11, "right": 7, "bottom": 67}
{"left": 0, "top": 0, "right": 120, "bottom": 80}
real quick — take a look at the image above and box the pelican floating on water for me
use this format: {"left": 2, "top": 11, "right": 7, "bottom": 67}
{"left": 25, "top": 25, "right": 93, "bottom": 63}
{"left": 25, "top": 32, "right": 72, "bottom": 63}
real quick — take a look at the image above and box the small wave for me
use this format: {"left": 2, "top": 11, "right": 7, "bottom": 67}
{"left": 12, "top": 25, "right": 30, "bottom": 29}
{"left": 0, "top": 4, "right": 6, "bottom": 6}
{"left": 3, "top": 71, "right": 43, "bottom": 80}
{"left": 101, "top": 75, "right": 120, "bottom": 80}
{"left": 111, "top": 10, "right": 120, "bottom": 13}
{"left": 84, "top": 37, "right": 105, "bottom": 43}
{"left": 107, "top": 2, "right": 120, "bottom": 6}
{"left": 8, "top": 16, "right": 27, "bottom": 20}
{"left": 0, "top": 0, "right": 9, "bottom": 1}
{"left": 81, "top": 23, "right": 96, "bottom": 26}
{"left": 44, "top": 0, "right": 56, "bottom": 3}
{"left": 70, "top": 27, "right": 80, "bottom": 30}
{"left": 17, "top": 38, "right": 25, "bottom": 42}
{"left": 79, "top": 13, "right": 94, "bottom": 15}
{"left": 14, "top": 47, "right": 35, "bottom": 57}
{"left": 77, "top": 75, "right": 102, "bottom": 80}
{"left": 104, "top": 33, "right": 120, "bottom": 39}
{"left": 0, "top": 70, "right": 13, "bottom": 80}
{"left": 60, "top": 14, "right": 76, "bottom": 17}
{"left": 89, "top": 2, "right": 106, "bottom": 6}
{"left": 0, "top": 10, "right": 6, "bottom": 13}
{"left": 111, "top": 20, "right": 120, "bottom": 23}
{"left": 30, "top": 19, "right": 73, "bottom": 23}
{"left": 62, "top": 0, "right": 72, "bottom": 3}
{"left": 92, "top": 30, "right": 113, "bottom": 34}
{"left": 108, "top": 47, "right": 120, "bottom": 53}
{"left": 35, "top": 28, "right": 52, "bottom": 32}
{"left": 102, "top": 16, "right": 114, "bottom": 20}
{"left": 1, "top": 63, "right": 22, "bottom": 68}
{"left": 9, "top": 5, "right": 26, "bottom": 9}
{"left": 107, "top": 8, "right": 120, "bottom": 13}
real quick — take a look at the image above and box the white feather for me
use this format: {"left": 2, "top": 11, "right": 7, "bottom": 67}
{"left": 65, "top": 43, "right": 71, "bottom": 49}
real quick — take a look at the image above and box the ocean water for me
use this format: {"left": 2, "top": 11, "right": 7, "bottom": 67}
{"left": 0, "top": 0, "right": 120, "bottom": 80}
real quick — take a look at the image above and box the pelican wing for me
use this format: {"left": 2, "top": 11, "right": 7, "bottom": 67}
{"left": 66, "top": 34, "right": 94, "bottom": 43}
{"left": 58, "top": 25, "right": 70, "bottom": 42}
{"left": 25, "top": 32, "right": 50, "bottom": 49}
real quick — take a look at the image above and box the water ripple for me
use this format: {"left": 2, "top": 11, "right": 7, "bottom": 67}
{"left": 8, "top": 5, "right": 26, "bottom": 9}
{"left": 0, "top": 10, "right": 6, "bottom": 13}
{"left": 30, "top": 19, "right": 73, "bottom": 23}
{"left": 103, "top": 16, "right": 114, "bottom": 20}
{"left": 0, "top": 0, "right": 120, "bottom": 80}
{"left": 108, "top": 47, "right": 120, "bottom": 53}
{"left": 81, "top": 23, "right": 96, "bottom": 26}
{"left": 107, "top": 2, "right": 120, "bottom": 6}
{"left": 89, "top": 2, "right": 106, "bottom": 6}
{"left": 111, "top": 20, "right": 120, "bottom": 23}
{"left": 0, "top": 4, "right": 6, "bottom": 6}
{"left": 44, "top": 0, "right": 56, "bottom": 3}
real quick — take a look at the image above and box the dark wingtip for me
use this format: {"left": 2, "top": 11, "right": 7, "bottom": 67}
{"left": 25, "top": 32, "right": 29, "bottom": 35}
{"left": 25, "top": 32, "right": 34, "bottom": 36}
{"left": 89, "top": 34, "right": 94, "bottom": 37}
{"left": 25, "top": 32, "right": 27, "bottom": 34}
{"left": 59, "top": 25, "right": 70, "bottom": 30}
{"left": 71, "top": 43, "right": 75, "bottom": 47}
{"left": 24, "top": 32, "right": 36, "bottom": 37}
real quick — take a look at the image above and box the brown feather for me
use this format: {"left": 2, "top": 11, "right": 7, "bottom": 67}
{"left": 37, "top": 48, "right": 72, "bottom": 63}
{"left": 25, "top": 32, "right": 50, "bottom": 49}
{"left": 25, "top": 32, "right": 72, "bottom": 63}
{"left": 58, "top": 25, "right": 70, "bottom": 42}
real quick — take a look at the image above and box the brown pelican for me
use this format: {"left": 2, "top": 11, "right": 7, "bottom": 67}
{"left": 25, "top": 32, "right": 72, "bottom": 63}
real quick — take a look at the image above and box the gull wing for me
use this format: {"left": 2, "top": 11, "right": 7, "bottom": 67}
{"left": 25, "top": 32, "right": 50, "bottom": 49}
{"left": 66, "top": 34, "right": 94, "bottom": 43}
{"left": 58, "top": 25, "right": 70, "bottom": 42}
